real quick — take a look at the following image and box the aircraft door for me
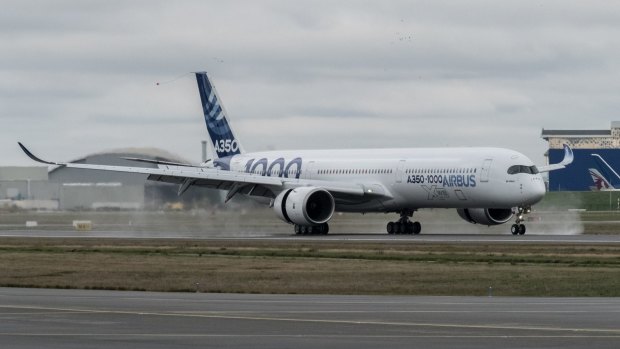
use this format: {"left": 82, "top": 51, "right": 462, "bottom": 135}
{"left": 480, "top": 159, "right": 492, "bottom": 183}
{"left": 395, "top": 160, "right": 406, "bottom": 183}
{"left": 304, "top": 161, "right": 316, "bottom": 180}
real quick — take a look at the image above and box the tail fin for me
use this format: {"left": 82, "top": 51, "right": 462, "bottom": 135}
{"left": 591, "top": 154, "right": 620, "bottom": 188}
{"left": 195, "top": 72, "right": 243, "bottom": 158}
{"left": 588, "top": 168, "right": 615, "bottom": 191}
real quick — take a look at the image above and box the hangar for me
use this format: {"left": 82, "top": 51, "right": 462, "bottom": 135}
{"left": 542, "top": 121, "right": 620, "bottom": 191}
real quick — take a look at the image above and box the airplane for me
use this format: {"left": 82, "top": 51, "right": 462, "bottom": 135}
{"left": 19, "top": 71, "right": 574, "bottom": 236}
{"left": 590, "top": 154, "right": 620, "bottom": 190}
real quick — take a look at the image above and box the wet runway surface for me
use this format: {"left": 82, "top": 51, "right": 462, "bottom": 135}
{"left": 1, "top": 288, "right": 619, "bottom": 349}
{"left": 1, "top": 229, "right": 620, "bottom": 244}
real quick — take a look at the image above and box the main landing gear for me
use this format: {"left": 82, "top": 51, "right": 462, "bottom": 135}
{"left": 386, "top": 209, "right": 421, "bottom": 235}
{"left": 294, "top": 223, "right": 329, "bottom": 235}
{"left": 510, "top": 206, "right": 531, "bottom": 235}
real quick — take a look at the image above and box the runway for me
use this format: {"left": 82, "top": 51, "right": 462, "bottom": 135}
{"left": 1, "top": 229, "right": 620, "bottom": 244}
{"left": 1, "top": 288, "right": 619, "bottom": 349}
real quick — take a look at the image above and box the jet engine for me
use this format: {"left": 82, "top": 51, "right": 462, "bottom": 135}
{"left": 273, "top": 187, "right": 335, "bottom": 226}
{"left": 456, "top": 208, "right": 513, "bottom": 226}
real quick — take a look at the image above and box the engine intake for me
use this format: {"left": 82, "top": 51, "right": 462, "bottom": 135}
{"left": 457, "top": 208, "right": 513, "bottom": 226}
{"left": 273, "top": 187, "right": 335, "bottom": 226}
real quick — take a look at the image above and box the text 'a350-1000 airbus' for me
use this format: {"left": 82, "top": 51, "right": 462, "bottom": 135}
{"left": 19, "top": 71, "right": 574, "bottom": 236}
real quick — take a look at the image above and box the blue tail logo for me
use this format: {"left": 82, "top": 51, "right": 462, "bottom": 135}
{"left": 195, "top": 72, "right": 242, "bottom": 158}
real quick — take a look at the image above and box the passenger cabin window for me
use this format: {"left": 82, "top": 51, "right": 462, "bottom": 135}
{"left": 507, "top": 165, "right": 539, "bottom": 175}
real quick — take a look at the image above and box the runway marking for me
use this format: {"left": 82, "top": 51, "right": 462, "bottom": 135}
{"left": 3, "top": 308, "right": 620, "bottom": 315}
{"left": 177, "top": 310, "right": 620, "bottom": 314}
{"left": 1, "top": 305, "right": 619, "bottom": 335}
{"left": 1, "top": 333, "right": 619, "bottom": 339}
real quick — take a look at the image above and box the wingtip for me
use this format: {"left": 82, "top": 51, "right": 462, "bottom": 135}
{"left": 17, "top": 142, "right": 58, "bottom": 165}
{"left": 562, "top": 143, "right": 574, "bottom": 165}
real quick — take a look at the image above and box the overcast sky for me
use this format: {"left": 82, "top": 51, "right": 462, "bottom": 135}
{"left": 2, "top": 0, "right": 620, "bottom": 166}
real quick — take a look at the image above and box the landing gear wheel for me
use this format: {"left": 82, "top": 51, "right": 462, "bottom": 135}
{"left": 511, "top": 224, "right": 519, "bottom": 235}
{"left": 393, "top": 223, "right": 401, "bottom": 234}
{"left": 511, "top": 206, "right": 531, "bottom": 236}
{"left": 406, "top": 221, "right": 414, "bottom": 235}
{"left": 400, "top": 223, "right": 409, "bottom": 234}
{"left": 386, "top": 209, "right": 420, "bottom": 235}
{"left": 412, "top": 221, "right": 421, "bottom": 235}
{"left": 295, "top": 223, "right": 329, "bottom": 235}
{"left": 319, "top": 223, "right": 329, "bottom": 235}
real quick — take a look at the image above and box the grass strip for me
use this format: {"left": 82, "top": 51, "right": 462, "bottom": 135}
{"left": 1, "top": 237, "right": 619, "bottom": 296}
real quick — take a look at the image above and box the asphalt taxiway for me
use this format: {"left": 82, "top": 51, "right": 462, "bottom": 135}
{"left": 1, "top": 288, "right": 619, "bottom": 349}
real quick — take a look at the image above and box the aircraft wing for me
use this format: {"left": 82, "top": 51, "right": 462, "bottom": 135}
{"left": 18, "top": 142, "right": 388, "bottom": 199}
{"left": 537, "top": 144, "right": 574, "bottom": 173}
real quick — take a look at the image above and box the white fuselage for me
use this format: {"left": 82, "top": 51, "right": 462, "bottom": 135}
{"left": 219, "top": 147, "right": 546, "bottom": 212}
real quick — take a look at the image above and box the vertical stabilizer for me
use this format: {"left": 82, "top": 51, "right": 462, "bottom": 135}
{"left": 195, "top": 72, "right": 244, "bottom": 158}
{"left": 591, "top": 154, "right": 620, "bottom": 188}
{"left": 588, "top": 168, "right": 615, "bottom": 190}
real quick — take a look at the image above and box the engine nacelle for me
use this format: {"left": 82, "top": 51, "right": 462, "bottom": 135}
{"left": 273, "top": 187, "right": 335, "bottom": 226}
{"left": 457, "top": 208, "right": 513, "bottom": 226}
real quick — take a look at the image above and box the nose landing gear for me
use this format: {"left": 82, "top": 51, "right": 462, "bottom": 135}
{"left": 387, "top": 209, "right": 421, "bottom": 235}
{"left": 510, "top": 206, "right": 531, "bottom": 235}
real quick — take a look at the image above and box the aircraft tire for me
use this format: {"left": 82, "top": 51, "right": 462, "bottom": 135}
{"left": 393, "top": 223, "right": 401, "bottom": 234}
{"left": 321, "top": 223, "right": 329, "bottom": 235}
{"left": 511, "top": 224, "right": 519, "bottom": 235}
{"left": 518, "top": 224, "right": 526, "bottom": 235}
{"left": 386, "top": 222, "right": 395, "bottom": 234}
{"left": 405, "top": 221, "right": 414, "bottom": 234}
{"left": 413, "top": 221, "right": 421, "bottom": 235}
{"left": 399, "top": 222, "right": 407, "bottom": 234}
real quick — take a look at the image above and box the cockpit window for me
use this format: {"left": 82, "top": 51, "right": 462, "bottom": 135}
{"left": 507, "top": 165, "right": 539, "bottom": 175}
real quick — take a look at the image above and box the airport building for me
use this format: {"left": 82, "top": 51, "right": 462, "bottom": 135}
{"left": 1, "top": 148, "right": 219, "bottom": 210}
{"left": 542, "top": 121, "right": 620, "bottom": 191}
{"left": 0, "top": 166, "right": 58, "bottom": 209}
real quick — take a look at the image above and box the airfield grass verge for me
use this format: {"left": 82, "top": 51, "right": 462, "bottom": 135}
{"left": 1, "top": 238, "right": 619, "bottom": 296}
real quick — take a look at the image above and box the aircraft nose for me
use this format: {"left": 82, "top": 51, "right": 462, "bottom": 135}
{"left": 528, "top": 176, "right": 546, "bottom": 203}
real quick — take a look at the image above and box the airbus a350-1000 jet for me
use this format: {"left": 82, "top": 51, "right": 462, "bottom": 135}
{"left": 19, "top": 72, "right": 573, "bottom": 235}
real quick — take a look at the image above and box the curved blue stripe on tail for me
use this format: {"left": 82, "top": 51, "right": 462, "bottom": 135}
{"left": 195, "top": 72, "right": 243, "bottom": 158}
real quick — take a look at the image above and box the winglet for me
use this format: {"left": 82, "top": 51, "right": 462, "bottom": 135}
{"left": 537, "top": 144, "right": 573, "bottom": 173}
{"left": 559, "top": 143, "right": 574, "bottom": 167}
{"left": 18, "top": 142, "right": 60, "bottom": 165}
